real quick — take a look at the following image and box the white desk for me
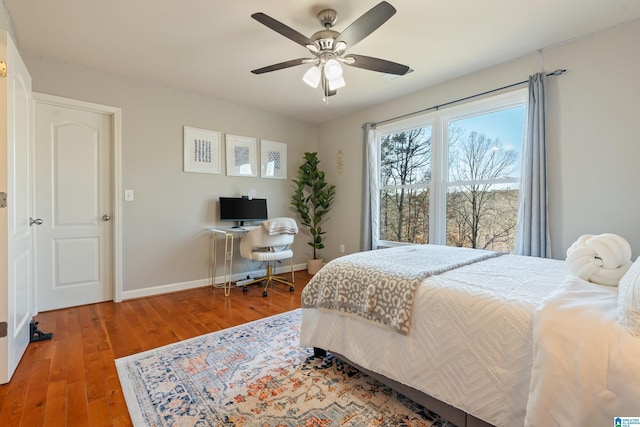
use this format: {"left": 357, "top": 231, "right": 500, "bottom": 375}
{"left": 208, "top": 226, "right": 257, "bottom": 296}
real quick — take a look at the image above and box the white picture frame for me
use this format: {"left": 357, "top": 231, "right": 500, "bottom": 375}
{"left": 183, "top": 126, "right": 221, "bottom": 174}
{"left": 225, "top": 134, "right": 257, "bottom": 177}
{"left": 260, "top": 140, "right": 287, "bottom": 179}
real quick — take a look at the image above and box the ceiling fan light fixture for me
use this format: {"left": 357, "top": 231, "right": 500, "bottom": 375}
{"left": 303, "top": 65, "right": 321, "bottom": 88}
{"left": 328, "top": 76, "right": 346, "bottom": 91}
{"left": 324, "top": 58, "right": 343, "bottom": 80}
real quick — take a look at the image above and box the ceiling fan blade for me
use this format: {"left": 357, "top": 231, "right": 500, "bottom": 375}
{"left": 335, "top": 1, "right": 396, "bottom": 49}
{"left": 345, "top": 54, "right": 410, "bottom": 75}
{"left": 251, "top": 12, "right": 314, "bottom": 47}
{"left": 251, "top": 58, "right": 308, "bottom": 74}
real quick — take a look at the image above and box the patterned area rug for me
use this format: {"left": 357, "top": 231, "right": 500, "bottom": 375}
{"left": 116, "top": 309, "right": 454, "bottom": 426}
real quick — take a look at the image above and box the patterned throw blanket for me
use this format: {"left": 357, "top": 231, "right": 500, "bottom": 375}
{"left": 302, "top": 245, "right": 504, "bottom": 335}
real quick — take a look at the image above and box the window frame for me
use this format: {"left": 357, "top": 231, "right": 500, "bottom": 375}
{"left": 377, "top": 118, "right": 435, "bottom": 246}
{"left": 374, "top": 89, "right": 527, "bottom": 248}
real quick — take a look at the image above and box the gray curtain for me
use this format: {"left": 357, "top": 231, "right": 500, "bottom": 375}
{"left": 515, "top": 72, "right": 551, "bottom": 257}
{"left": 360, "top": 123, "right": 378, "bottom": 251}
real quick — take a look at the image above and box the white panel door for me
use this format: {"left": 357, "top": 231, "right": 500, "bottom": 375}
{"left": 0, "top": 31, "right": 34, "bottom": 384}
{"left": 35, "top": 102, "right": 112, "bottom": 311}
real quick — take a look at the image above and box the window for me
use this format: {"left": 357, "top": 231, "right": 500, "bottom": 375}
{"left": 375, "top": 90, "right": 526, "bottom": 252}
{"left": 380, "top": 126, "right": 433, "bottom": 243}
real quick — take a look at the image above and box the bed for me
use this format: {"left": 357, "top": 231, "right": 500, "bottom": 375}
{"left": 299, "top": 244, "right": 640, "bottom": 427}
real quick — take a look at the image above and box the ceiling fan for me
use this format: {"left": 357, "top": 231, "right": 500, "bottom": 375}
{"left": 251, "top": 1, "right": 411, "bottom": 100}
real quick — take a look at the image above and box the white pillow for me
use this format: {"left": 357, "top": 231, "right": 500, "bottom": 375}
{"left": 618, "top": 257, "right": 640, "bottom": 337}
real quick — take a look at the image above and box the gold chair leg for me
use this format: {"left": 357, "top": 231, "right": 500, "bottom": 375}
{"left": 241, "top": 260, "right": 295, "bottom": 297}
{"left": 262, "top": 265, "right": 273, "bottom": 296}
{"left": 291, "top": 256, "right": 295, "bottom": 284}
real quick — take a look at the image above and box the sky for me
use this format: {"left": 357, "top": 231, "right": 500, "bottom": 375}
{"left": 449, "top": 105, "right": 526, "bottom": 180}
{"left": 452, "top": 106, "right": 526, "bottom": 153}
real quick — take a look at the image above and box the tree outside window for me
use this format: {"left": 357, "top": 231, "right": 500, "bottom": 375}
{"left": 376, "top": 91, "right": 525, "bottom": 252}
{"left": 379, "top": 127, "right": 432, "bottom": 244}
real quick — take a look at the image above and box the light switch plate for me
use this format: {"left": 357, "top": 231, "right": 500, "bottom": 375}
{"left": 124, "top": 189, "right": 134, "bottom": 201}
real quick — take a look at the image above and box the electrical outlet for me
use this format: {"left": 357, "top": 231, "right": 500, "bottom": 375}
{"left": 339, "top": 244, "right": 345, "bottom": 253}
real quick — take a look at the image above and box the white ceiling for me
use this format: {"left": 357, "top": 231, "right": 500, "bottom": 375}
{"left": 5, "top": 0, "right": 640, "bottom": 124}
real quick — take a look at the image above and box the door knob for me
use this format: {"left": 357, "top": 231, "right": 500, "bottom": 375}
{"left": 103, "top": 214, "right": 111, "bottom": 221}
{"left": 29, "top": 217, "right": 43, "bottom": 226}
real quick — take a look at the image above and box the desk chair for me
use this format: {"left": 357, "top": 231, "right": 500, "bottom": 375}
{"left": 239, "top": 217, "right": 298, "bottom": 296}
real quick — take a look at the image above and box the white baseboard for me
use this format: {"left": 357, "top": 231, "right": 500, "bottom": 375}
{"left": 120, "top": 263, "right": 308, "bottom": 301}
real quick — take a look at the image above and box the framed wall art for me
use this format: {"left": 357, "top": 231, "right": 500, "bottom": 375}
{"left": 225, "top": 134, "right": 257, "bottom": 177}
{"left": 183, "top": 126, "right": 221, "bottom": 174}
{"left": 260, "top": 140, "right": 287, "bottom": 179}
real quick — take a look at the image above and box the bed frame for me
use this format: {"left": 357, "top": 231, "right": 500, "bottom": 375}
{"left": 314, "top": 347, "right": 495, "bottom": 427}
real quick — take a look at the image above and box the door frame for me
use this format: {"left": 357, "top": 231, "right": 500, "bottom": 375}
{"left": 33, "top": 92, "right": 123, "bottom": 303}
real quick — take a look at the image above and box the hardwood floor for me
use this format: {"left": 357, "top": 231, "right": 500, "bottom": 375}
{"left": 0, "top": 271, "right": 312, "bottom": 426}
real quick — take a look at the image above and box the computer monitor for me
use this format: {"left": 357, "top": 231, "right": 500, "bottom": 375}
{"left": 219, "top": 197, "right": 268, "bottom": 228}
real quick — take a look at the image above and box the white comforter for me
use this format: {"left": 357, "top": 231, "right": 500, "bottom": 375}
{"left": 300, "top": 253, "right": 568, "bottom": 427}
{"left": 525, "top": 277, "right": 640, "bottom": 426}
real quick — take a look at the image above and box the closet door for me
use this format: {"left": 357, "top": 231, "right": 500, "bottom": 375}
{"left": 34, "top": 99, "right": 113, "bottom": 311}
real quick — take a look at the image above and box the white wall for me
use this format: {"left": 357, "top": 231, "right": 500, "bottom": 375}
{"left": 317, "top": 19, "right": 640, "bottom": 261}
{"left": 21, "top": 57, "right": 317, "bottom": 293}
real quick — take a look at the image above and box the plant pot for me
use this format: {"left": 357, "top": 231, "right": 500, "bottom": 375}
{"left": 307, "top": 258, "right": 324, "bottom": 275}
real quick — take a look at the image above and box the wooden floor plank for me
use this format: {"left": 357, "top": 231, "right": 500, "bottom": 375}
{"left": 88, "top": 397, "right": 113, "bottom": 427}
{"left": 19, "top": 358, "right": 51, "bottom": 427}
{"left": 0, "top": 341, "right": 35, "bottom": 426}
{"left": 66, "top": 381, "right": 90, "bottom": 427}
{"left": 43, "top": 378, "right": 67, "bottom": 427}
{"left": 66, "top": 326, "right": 85, "bottom": 386}
{"left": 0, "top": 271, "right": 312, "bottom": 426}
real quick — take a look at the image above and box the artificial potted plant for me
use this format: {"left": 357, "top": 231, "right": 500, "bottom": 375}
{"left": 291, "top": 152, "right": 336, "bottom": 274}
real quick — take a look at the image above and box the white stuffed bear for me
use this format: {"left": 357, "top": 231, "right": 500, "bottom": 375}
{"left": 566, "top": 233, "right": 632, "bottom": 286}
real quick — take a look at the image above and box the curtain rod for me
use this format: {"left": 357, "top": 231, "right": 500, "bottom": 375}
{"left": 370, "top": 69, "right": 566, "bottom": 127}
